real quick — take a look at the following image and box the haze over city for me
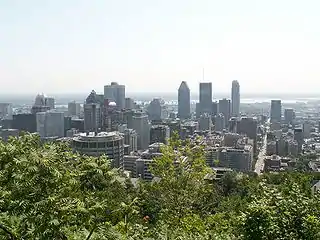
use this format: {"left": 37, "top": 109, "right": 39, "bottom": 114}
{"left": 2, "top": 0, "right": 320, "bottom": 95}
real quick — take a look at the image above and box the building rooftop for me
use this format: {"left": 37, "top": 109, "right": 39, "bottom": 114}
{"left": 73, "top": 131, "right": 123, "bottom": 142}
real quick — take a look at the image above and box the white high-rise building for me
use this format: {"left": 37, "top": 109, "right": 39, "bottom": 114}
{"left": 231, "top": 80, "right": 240, "bottom": 117}
{"left": 132, "top": 112, "right": 150, "bottom": 150}
{"left": 104, "top": 82, "right": 125, "bottom": 110}
{"left": 36, "top": 111, "right": 64, "bottom": 138}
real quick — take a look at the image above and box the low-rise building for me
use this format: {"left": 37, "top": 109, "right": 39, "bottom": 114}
{"left": 72, "top": 131, "right": 124, "bottom": 168}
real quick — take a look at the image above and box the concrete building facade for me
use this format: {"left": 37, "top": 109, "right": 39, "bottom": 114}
{"left": 132, "top": 112, "right": 150, "bottom": 150}
{"left": 72, "top": 131, "right": 124, "bottom": 168}
{"left": 36, "top": 111, "right": 65, "bottom": 138}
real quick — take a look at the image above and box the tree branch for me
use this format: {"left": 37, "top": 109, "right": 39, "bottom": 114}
{"left": 0, "top": 223, "right": 16, "bottom": 240}
{"left": 86, "top": 226, "right": 96, "bottom": 240}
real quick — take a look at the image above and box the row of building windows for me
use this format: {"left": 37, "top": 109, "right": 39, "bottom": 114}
{"left": 73, "top": 140, "right": 124, "bottom": 149}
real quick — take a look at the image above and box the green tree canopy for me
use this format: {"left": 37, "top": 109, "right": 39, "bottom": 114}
{"left": 0, "top": 133, "right": 320, "bottom": 239}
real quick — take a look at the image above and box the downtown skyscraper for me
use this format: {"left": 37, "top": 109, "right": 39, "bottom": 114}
{"left": 104, "top": 82, "right": 126, "bottom": 110}
{"left": 270, "top": 100, "right": 282, "bottom": 123}
{"left": 178, "top": 81, "right": 191, "bottom": 119}
{"left": 199, "top": 82, "right": 212, "bottom": 115}
{"left": 231, "top": 80, "right": 240, "bottom": 117}
{"left": 218, "top": 98, "right": 231, "bottom": 127}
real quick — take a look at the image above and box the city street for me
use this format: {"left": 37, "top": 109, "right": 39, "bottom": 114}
{"left": 254, "top": 120, "right": 270, "bottom": 175}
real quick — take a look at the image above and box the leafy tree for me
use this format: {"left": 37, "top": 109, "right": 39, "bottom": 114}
{"left": 0, "top": 134, "right": 132, "bottom": 239}
{"left": 1, "top": 133, "right": 320, "bottom": 239}
{"left": 143, "top": 134, "right": 213, "bottom": 228}
{"left": 240, "top": 181, "right": 320, "bottom": 239}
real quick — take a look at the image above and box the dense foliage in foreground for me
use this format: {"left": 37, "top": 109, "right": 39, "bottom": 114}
{"left": 0, "top": 134, "right": 320, "bottom": 239}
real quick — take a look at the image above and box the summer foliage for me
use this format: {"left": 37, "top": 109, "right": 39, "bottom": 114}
{"left": 0, "top": 133, "right": 320, "bottom": 239}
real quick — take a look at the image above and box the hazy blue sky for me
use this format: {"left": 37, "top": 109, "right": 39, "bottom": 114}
{"left": 1, "top": 0, "right": 320, "bottom": 94}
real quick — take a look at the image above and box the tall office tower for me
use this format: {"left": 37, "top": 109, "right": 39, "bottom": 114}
{"left": 196, "top": 103, "right": 201, "bottom": 118}
{"left": 229, "top": 117, "right": 238, "bottom": 133}
{"left": 36, "top": 111, "right": 65, "bottom": 138}
{"left": 199, "top": 82, "right": 212, "bottom": 115}
{"left": 150, "top": 125, "right": 170, "bottom": 144}
{"left": 218, "top": 98, "right": 231, "bottom": 127}
{"left": 84, "top": 103, "right": 101, "bottom": 132}
{"left": 64, "top": 116, "right": 72, "bottom": 136}
{"left": 45, "top": 97, "right": 55, "bottom": 109}
{"left": 198, "top": 114, "right": 212, "bottom": 131}
{"left": 122, "top": 128, "right": 138, "bottom": 153}
{"left": 178, "top": 81, "right": 191, "bottom": 119}
{"left": 36, "top": 112, "right": 46, "bottom": 137}
{"left": 147, "top": 98, "right": 162, "bottom": 121}
{"left": 214, "top": 114, "right": 225, "bottom": 132}
{"left": 31, "top": 94, "right": 50, "bottom": 114}
{"left": 294, "top": 128, "right": 304, "bottom": 153}
{"left": 68, "top": 101, "right": 81, "bottom": 117}
{"left": 86, "top": 90, "right": 104, "bottom": 105}
{"left": 132, "top": 111, "right": 150, "bottom": 150}
{"left": 125, "top": 98, "right": 135, "bottom": 110}
{"left": 303, "top": 121, "right": 312, "bottom": 139}
{"left": 212, "top": 101, "right": 218, "bottom": 116}
{"left": 237, "top": 116, "right": 258, "bottom": 154}
{"left": 231, "top": 80, "right": 240, "bottom": 117}
{"left": 71, "top": 119, "right": 84, "bottom": 132}
{"left": 237, "top": 117, "right": 258, "bottom": 141}
{"left": 270, "top": 100, "right": 282, "bottom": 123}
{"left": 284, "top": 108, "right": 295, "bottom": 125}
{"left": 84, "top": 90, "right": 102, "bottom": 132}
{"left": 104, "top": 82, "right": 126, "bottom": 110}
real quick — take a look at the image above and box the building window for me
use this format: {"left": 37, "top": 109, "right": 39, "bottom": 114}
{"left": 89, "top": 142, "right": 96, "bottom": 148}
{"left": 98, "top": 142, "right": 105, "bottom": 148}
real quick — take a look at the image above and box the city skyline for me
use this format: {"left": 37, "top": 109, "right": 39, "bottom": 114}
{"left": 2, "top": 0, "right": 320, "bottom": 94}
